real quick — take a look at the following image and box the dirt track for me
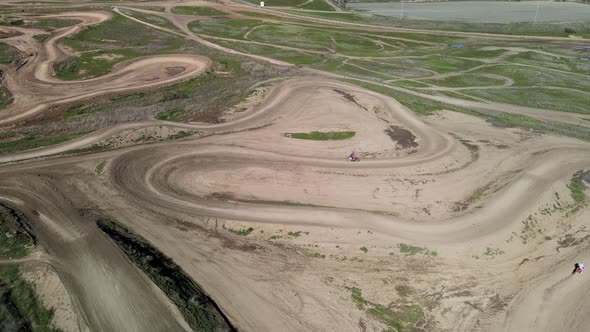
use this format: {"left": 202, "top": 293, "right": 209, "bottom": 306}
{"left": 0, "top": 2, "right": 589, "bottom": 332}
{"left": 0, "top": 10, "right": 211, "bottom": 125}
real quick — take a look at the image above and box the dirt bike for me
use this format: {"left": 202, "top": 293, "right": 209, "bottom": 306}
{"left": 348, "top": 153, "right": 360, "bottom": 162}
{"left": 572, "top": 263, "right": 584, "bottom": 274}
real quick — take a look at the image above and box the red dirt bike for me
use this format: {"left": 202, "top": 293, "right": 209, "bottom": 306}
{"left": 572, "top": 263, "right": 584, "bottom": 275}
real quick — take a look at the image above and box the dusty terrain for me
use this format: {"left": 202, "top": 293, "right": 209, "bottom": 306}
{"left": 0, "top": 1, "right": 589, "bottom": 332}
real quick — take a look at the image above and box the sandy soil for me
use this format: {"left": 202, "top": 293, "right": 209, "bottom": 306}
{"left": 0, "top": 2, "right": 588, "bottom": 332}
{"left": 21, "top": 263, "right": 91, "bottom": 332}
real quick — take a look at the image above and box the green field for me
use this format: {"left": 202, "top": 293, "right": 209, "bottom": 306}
{"left": 171, "top": 6, "right": 227, "bottom": 16}
{"left": 0, "top": 43, "right": 13, "bottom": 64}
{"left": 0, "top": 132, "right": 84, "bottom": 155}
{"left": 189, "top": 18, "right": 263, "bottom": 39}
{"left": 421, "top": 73, "right": 506, "bottom": 88}
{"left": 464, "top": 88, "right": 590, "bottom": 115}
{"left": 120, "top": 8, "right": 178, "bottom": 31}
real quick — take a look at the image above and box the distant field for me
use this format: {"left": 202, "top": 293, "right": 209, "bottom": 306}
{"left": 348, "top": 1, "right": 590, "bottom": 23}
{"left": 246, "top": 0, "right": 334, "bottom": 10}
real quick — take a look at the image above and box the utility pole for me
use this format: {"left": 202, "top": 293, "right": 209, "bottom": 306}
{"left": 533, "top": 1, "right": 540, "bottom": 25}
{"left": 400, "top": 0, "right": 404, "bottom": 20}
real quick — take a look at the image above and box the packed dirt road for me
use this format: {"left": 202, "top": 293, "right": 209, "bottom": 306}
{"left": 0, "top": 2, "right": 589, "bottom": 332}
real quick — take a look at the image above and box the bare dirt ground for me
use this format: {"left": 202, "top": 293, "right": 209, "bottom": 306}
{"left": 0, "top": 1, "right": 589, "bottom": 332}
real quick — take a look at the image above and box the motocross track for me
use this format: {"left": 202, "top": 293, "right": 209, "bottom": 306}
{"left": 0, "top": 10, "right": 211, "bottom": 125}
{"left": 0, "top": 2, "right": 589, "bottom": 332}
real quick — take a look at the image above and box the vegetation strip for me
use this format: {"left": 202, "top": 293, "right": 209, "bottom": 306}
{"left": 0, "top": 204, "right": 57, "bottom": 331}
{"left": 96, "top": 218, "right": 236, "bottom": 332}
{"left": 0, "top": 203, "right": 35, "bottom": 259}
{"left": 284, "top": 131, "right": 355, "bottom": 140}
{"left": 0, "top": 266, "right": 61, "bottom": 332}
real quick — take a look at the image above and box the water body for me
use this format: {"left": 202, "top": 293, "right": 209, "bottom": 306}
{"left": 348, "top": 1, "right": 590, "bottom": 23}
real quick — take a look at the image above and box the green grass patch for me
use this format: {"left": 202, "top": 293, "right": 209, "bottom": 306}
{"left": 132, "top": 6, "right": 165, "bottom": 12}
{"left": 55, "top": 49, "right": 146, "bottom": 80}
{"left": 0, "top": 43, "right": 13, "bottom": 64}
{"left": 0, "top": 266, "right": 61, "bottom": 332}
{"left": 0, "top": 132, "right": 84, "bottom": 155}
{"left": 0, "top": 85, "right": 13, "bottom": 110}
{"left": 399, "top": 243, "right": 437, "bottom": 256}
{"left": 568, "top": 171, "right": 588, "bottom": 205}
{"left": 229, "top": 227, "right": 254, "bottom": 236}
{"left": 284, "top": 131, "right": 355, "bottom": 140}
{"left": 206, "top": 38, "right": 323, "bottom": 64}
{"left": 422, "top": 74, "right": 506, "bottom": 88}
{"left": 33, "top": 34, "right": 50, "bottom": 42}
{"left": 299, "top": 0, "right": 335, "bottom": 11}
{"left": 95, "top": 160, "right": 107, "bottom": 174}
{"left": 157, "top": 109, "right": 187, "bottom": 121}
{"left": 0, "top": 204, "right": 35, "bottom": 260}
{"left": 360, "top": 246, "right": 368, "bottom": 253}
{"left": 172, "top": 6, "right": 227, "bottom": 16}
{"left": 96, "top": 218, "right": 234, "bottom": 331}
{"left": 29, "top": 18, "right": 80, "bottom": 30}
{"left": 189, "top": 18, "right": 263, "bottom": 39}
{"left": 63, "top": 105, "right": 90, "bottom": 118}
{"left": 483, "top": 247, "right": 504, "bottom": 257}
{"left": 287, "top": 231, "right": 303, "bottom": 237}
{"left": 120, "top": 8, "right": 178, "bottom": 31}
{"left": 347, "top": 287, "right": 425, "bottom": 331}
{"left": 463, "top": 88, "right": 590, "bottom": 115}
{"left": 248, "top": 24, "right": 396, "bottom": 56}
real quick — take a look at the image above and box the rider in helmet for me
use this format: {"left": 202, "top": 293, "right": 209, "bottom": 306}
{"left": 573, "top": 262, "right": 585, "bottom": 274}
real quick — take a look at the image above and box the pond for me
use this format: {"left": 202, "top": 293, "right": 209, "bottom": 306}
{"left": 347, "top": 1, "right": 590, "bottom": 23}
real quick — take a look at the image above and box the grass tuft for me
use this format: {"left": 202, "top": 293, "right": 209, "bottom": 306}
{"left": 95, "top": 160, "right": 107, "bottom": 174}
{"left": 399, "top": 243, "right": 437, "bottom": 256}
{"left": 229, "top": 227, "right": 254, "bottom": 236}
{"left": 157, "top": 109, "right": 186, "bottom": 121}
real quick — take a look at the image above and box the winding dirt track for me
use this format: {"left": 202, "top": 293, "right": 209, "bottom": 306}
{"left": 0, "top": 3, "right": 589, "bottom": 332}
{"left": 0, "top": 10, "right": 211, "bottom": 125}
